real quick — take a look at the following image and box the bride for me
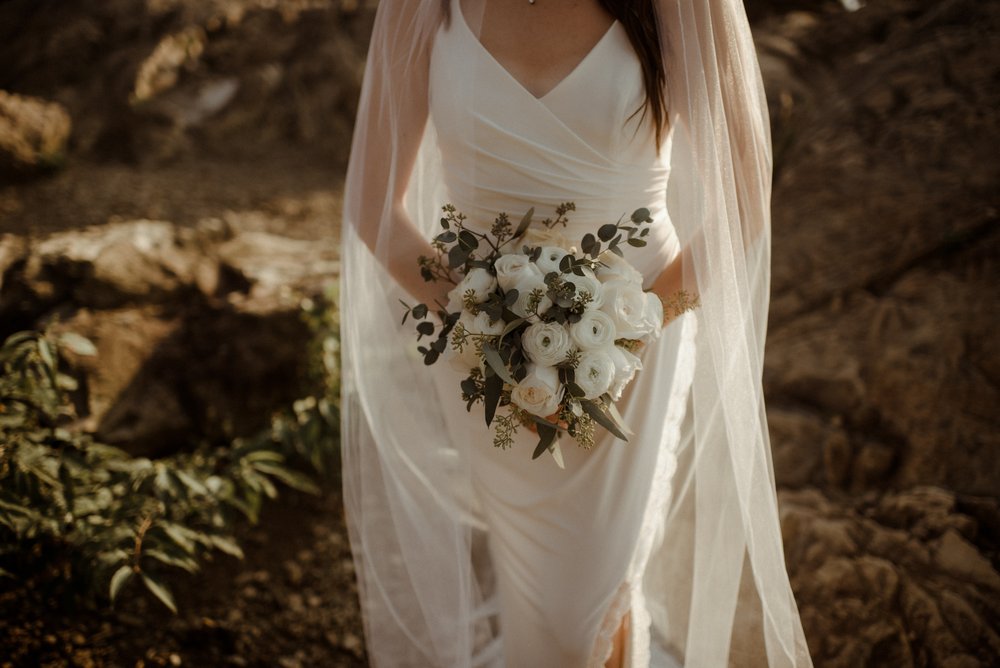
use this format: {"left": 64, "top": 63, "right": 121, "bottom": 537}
{"left": 339, "top": 0, "right": 813, "bottom": 666}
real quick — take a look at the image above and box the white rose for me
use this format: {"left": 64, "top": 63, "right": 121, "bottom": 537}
{"left": 535, "top": 246, "right": 570, "bottom": 274}
{"left": 569, "top": 309, "right": 616, "bottom": 351}
{"left": 575, "top": 350, "right": 616, "bottom": 400}
{"left": 447, "top": 267, "right": 497, "bottom": 306}
{"left": 464, "top": 309, "right": 505, "bottom": 336}
{"left": 510, "top": 275, "right": 553, "bottom": 320}
{"left": 564, "top": 268, "right": 604, "bottom": 309}
{"left": 494, "top": 253, "right": 544, "bottom": 291}
{"left": 607, "top": 345, "right": 643, "bottom": 401}
{"left": 510, "top": 363, "right": 564, "bottom": 417}
{"left": 600, "top": 279, "right": 655, "bottom": 339}
{"left": 521, "top": 321, "right": 573, "bottom": 366}
{"left": 595, "top": 252, "right": 643, "bottom": 285}
{"left": 519, "top": 227, "right": 577, "bottom": 253}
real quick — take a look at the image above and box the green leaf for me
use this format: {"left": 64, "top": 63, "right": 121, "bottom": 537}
{"left": 531, "top": 423, "right": 559, "bottom": 460}
{"left": 458, "top": 230, "right": 479, "bottom": 252}
{"left": 57, "top": 332, "right": 97, "bottom": 356}
{"left": 581, "top": 400, "right": 629, "bottom": 441}
{"left": 631, "top": 207, "right": 651, "bottom": 223}
{"left": 251, "top": 461, "right": 321, "bottom": 495}
{"left": 142, "top": 548, "right": 198, "bottom": 573}
{"left": 141, "top": 573, "right": 177, "bottom": 613}
{"left": 37, "top": 338, "right": 56, "bottom": 370}
{"left": 597, "top": 224, "right": 618, "bottom": 242}
{"left": 483, "top": 372, "right": 503, "bottom": 427}
{"left": 209, "top": 534, "right": 245, "bottom": 560}
{"left": 627, "top": 238, "right": 647, "bottom": 248}
{"left": 160, "top": 522, "right": 198, "bottom": 554}
{"left": 109, "top": 564, "right": 133, "bottom": 602}
{"left": 482, "top": 344, "right": 515, "bottom": 385}
{"left": 500, "top": 317, "right": 527, "bottom": 337}
{"left": 513, "top": 207, "right": 535, "bottom": 239}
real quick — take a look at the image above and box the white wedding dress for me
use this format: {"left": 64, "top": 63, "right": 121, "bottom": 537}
{"left": 422, "top": 3, "right": 697, "bottom": 665}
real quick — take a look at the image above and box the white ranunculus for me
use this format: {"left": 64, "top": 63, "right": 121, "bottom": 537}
{"left": 600, "top": 278, "right": 655, "bottom": 339}
{"left": 535, "top": 246, "right": 570, "bottom": 274}
{"left": 510, "top": 363, "right": 564, "bottom": 417}
{"left": 575, "top": 350, "right": 616, "bottom": 400}
{"left": 607, "top": 344, "right": 643, "bottom": 401}
{"left": 595, "top": 251, "right": 643, "bottom": 285}
{"left": 564, "top": 268, "right": 604, "bottom": 309}
{"left": 521, "top": 321, "right": 573, "bottom": 367}
{"left": 569, "top": 309, "right": 616, "bottom": 351}
{"left": 510, "top": 275, "right": 553, "bottom": 320}
{"left": 447, "top": 267, "right": 497, "bottom": 306}
{"left": 494, "top": 253, "right": 544, "bottom": 291}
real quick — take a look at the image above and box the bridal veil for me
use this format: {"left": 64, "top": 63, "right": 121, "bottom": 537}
{"left": 339, "top": 0, "right": 813, "bottom": 665}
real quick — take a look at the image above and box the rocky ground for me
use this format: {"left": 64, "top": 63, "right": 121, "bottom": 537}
{"left": 1, "top": 0, "right": 998, "bottom": 666}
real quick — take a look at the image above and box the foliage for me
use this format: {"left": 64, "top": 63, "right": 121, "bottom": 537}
{"left": 0, "top": 284, "right": 342, "bottom": 613}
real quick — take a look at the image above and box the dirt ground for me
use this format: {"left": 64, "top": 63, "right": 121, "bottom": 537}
{"left": 1, "top": 0, "right": 997, "bottom": 665}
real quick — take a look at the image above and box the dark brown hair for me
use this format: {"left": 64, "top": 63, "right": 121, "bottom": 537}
{"left": 598, "top": 0, "right": 668, "bottom": 147}
{"left": 441, "top": 1, "right": 668, "bottom": 146}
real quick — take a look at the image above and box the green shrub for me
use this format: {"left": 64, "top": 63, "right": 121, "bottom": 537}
{"left": 0, "top": 284, "right": 341, "bottom": 612}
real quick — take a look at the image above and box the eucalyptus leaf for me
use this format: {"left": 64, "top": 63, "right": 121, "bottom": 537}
{"left": 484, "top": 373, "right": 503, "bottom": 427}
{"left": 482, "top": 345, "right": 515, "bottom": 385}
{"left": 581, "top": 400, "right": 629, "bottom": 441}
{"left": 531, "top": 423, "right": 559, "bottom": 460}
{"left": 513, "top": 207, "right": 535, "bottom": 239}
{"left": 598, "top": 224, "right": 618, "bottom": 242}
{"left": 631, "top": 207, "right": 651, "bottom": 223}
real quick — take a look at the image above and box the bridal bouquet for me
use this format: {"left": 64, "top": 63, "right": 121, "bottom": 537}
{"left": 401, "top": 202, "right": 676, "bottom": 466}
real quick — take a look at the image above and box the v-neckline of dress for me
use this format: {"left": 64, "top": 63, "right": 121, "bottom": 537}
{"left": 454, "top": 0, "right": 620, "bottom": 103}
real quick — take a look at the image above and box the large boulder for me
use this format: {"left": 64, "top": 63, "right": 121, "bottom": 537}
{"left": 0, "top": 91, "right": 71, "bottom": 178}
{"left": 1, "top": 218, "right": 339, "bottom": 457}
{"left": 783, "top": 487, "right": 1000, "bottom": 667}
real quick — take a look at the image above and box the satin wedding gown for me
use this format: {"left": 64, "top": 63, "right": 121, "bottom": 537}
{"left": 423, "top": 3, "right": 696, "bottom": 665}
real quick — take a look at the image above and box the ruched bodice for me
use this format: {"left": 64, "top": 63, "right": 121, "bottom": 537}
{"left": 429, "top": 0, "right": 678, "bottom": 286}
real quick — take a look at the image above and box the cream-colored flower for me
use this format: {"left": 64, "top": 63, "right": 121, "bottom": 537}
{"left": 494, "top": 253, "right": 543, "bottom": 291}
{"left": 447, "top": 267, "right": 496, "bottom": 305}
{"left": 595, "top": 251, "right": 643, "bottom": 284}
{"left": 510, "top": 363, "right": 564, "bottom": 417}
{"left": 446, "top": 310, "right": 503, "bottom": 372}
{"left": 510, "top": 275, "right": 553, "bottom": 320}
{"left": 521, "top": 321, "right": 573, "bottom": 366}
{"left": 519, "top": 227, "right": 577, "bottom": 253}
{"left": 600, "top": 279, "right": 655, "bottom": 339}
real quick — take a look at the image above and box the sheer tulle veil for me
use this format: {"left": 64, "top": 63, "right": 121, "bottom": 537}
{"left": 338, "top": 0, "right": 813, "bottom": 665}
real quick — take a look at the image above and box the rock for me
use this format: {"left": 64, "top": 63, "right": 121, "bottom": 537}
{"left": 0, "top": 91, "right": 71, "bottom": 177}
{"left": 2, "top": 219, "right": 337, "bottom": 457}
{"left": 781, "top": 487, "right": 1000, "bottom": 667}
{"left": 767, "top": 407, "right": 827, "bottom": 487}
